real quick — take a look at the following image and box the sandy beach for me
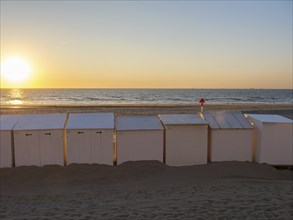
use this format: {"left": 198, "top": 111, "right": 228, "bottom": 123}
{"left": 0, "top": 161, "right": 292, "bottom": 219}
{"left": 0, "top": 104, "right": 292, "bottom": 219}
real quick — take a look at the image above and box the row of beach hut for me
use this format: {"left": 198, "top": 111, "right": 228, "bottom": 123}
{"left": 0, "top": 112, "right": 292, "bottom": 168}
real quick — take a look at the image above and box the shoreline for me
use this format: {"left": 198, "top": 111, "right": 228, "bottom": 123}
{"left": 1, "top": 103, "right": 292, "bottom": 107}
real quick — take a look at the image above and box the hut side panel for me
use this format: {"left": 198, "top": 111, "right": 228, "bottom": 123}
{"left": 260, "top": 123, "right": 293, "bottom": 165}
{"left": 210, "top": 130, "right": 253, "bottom": 162}
{"left": 0, "top": 131, "right": 12, "bottom": 168}
{"left": 0, "top": 115, "right": 20, "bottom": 168}
{"left": 14, "top": 131, "right": 40, "bottom": 166}
{"left": 117, "top": 130, "right": 163, "bottom": 165}
{"left": 252, "top": 120, "right": 263, "bottom": 162}
{"left": 166, "top": 125, "right": 208, "bottom": 166}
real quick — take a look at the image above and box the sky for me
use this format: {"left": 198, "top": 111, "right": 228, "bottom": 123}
{"left": 0, "top": 0, "right": 292, "bottom": 89}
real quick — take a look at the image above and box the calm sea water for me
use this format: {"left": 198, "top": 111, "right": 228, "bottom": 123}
{"left": 0, "top": 89, "right": 292, "bottom": 105}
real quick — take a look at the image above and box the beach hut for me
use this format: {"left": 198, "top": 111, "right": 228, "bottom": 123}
{"left": 116, "top": 116, "right": 164, "bottom": 165}
{"left": 0, "top": 115, "right": 20, "bottom": 168}
{"left": 202, "top": 112, "right": 253, "bottom": 162}
{"left": 13, "top": 114, "right": 67, "bottom": 167}
{"left": 66, "top": 113, "right": 114, "bottom": 165}
{"left": 246, "top": 114, "right": 293, "bottom": 165}
{"left": 159, "top": 114, "right": 209, "bottom": 166}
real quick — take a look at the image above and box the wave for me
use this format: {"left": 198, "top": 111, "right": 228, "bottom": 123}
{"left": 1, "top": 89, "right": 292, "bottom": 105}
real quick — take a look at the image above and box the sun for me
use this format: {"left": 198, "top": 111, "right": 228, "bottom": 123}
{"left": 1, "top": 56, "right": 32, "bottom": 83}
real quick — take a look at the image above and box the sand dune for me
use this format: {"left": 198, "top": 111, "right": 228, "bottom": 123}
{"left": 1, "top": 161, "right": 292, "bottom": 219}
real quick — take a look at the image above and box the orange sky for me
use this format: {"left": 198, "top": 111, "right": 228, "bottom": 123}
{"left": 1, "top": 1, "right": 292, "bottom": 89}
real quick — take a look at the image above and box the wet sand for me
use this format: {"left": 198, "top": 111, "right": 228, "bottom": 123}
{"left": 1, "top": 103, "right": 292, "bottom": 119}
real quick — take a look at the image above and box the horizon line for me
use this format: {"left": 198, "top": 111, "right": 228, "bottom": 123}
{"left": 0, "top": 87, "right": 292, "bottom": 90}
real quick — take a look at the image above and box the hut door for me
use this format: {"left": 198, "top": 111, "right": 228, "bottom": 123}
{"left": 77, "top": 130, "right": 91, "bottom": 164}
{"left": 14, "top": 131, "right": 40, "bottom": 166}
{"left": 90, "top": 130, "right": 102, "bottom": 164}
{"left": 67, "top": 130, "right": 91, "bottom": 164}
{"left": 40, "top": 130, "right": 63, "bottom": 166}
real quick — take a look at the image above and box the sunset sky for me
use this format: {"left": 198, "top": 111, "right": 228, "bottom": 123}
{"left": 0, "top": 1, "right": 292, "bottom": 89}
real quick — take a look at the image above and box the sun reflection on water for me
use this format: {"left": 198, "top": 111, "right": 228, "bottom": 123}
{"left": 8, "top": 89, "right": 24, "bottom": 105}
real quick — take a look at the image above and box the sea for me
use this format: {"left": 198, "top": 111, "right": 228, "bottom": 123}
{"left": 0, "top": 88, "right": 292, "bottom": 105}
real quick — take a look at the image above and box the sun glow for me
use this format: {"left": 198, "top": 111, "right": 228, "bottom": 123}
{"left": 1, "top": 56, "right": 32, "bottom": 84}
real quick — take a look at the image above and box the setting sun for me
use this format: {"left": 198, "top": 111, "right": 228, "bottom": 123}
{"left": 1, "top": 56, "right": 32, "bottom": 84}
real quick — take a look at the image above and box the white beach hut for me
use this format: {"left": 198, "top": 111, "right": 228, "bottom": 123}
{"left": 203, "top": 112, "right": 254, "bottom": 162}
{"left": 13, "top": 114, "right": 67, "bottom": 167}
{"left": 246, "top": 114, "right": 293, "bottom": 166}
{"left": 66, "top": 113, "right": 114, "bottom": 165}
{"left": 116, "top": 116, "right": 164, "bottom": 165}
{"left": 159, "top": 114, "right": 209, "bottom": 166}
{"left": 0, "top": 115, "right": 20, "bottom": 168}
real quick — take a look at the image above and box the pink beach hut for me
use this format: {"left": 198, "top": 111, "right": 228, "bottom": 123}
{"left": 66, "top": 113, "right": 114, "bottom": 165}
{"left": 13, "top": 114, "right": 67, "bottom": 167}
{"left": 203, "top": 112, "right": 254, "bottom": 162}
{"left": 159, "top": 114, "right": 209, "bottom": 166}
{"left": 116, "top": 116, "right": 164, "bottom": 165}
{"left": 246, "top": 114, "right": 293, "bottom": 166}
